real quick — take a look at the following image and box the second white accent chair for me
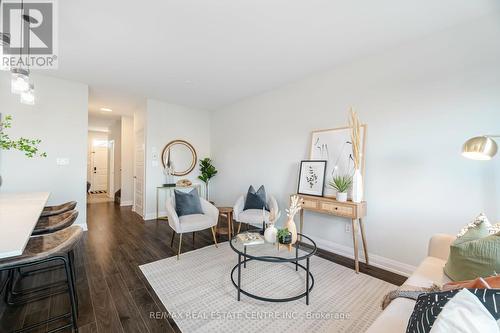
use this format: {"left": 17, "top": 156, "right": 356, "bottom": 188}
{"left": 233, "top": 193, "right": 279, "bottom": 233}
{"left": 165, "top": 196, "right": 219, "bottom": 259}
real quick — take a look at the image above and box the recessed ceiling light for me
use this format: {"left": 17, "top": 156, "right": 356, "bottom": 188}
{"left": 100, "top": 107, "right": 112, "bottom": 112}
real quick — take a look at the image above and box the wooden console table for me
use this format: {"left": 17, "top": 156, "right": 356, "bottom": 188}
{"left": 293, "top": 194, "right": 368, "bottom": 273}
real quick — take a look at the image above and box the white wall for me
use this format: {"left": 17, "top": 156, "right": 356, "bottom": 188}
{"left": 108, "top": 119, "right": 122, "bottom": 196}
{"left": 0, "top": 73, "right": 89, "bottom": 229}
{"left": 211, "top": 16, "right": 500, "bottom": 275}
{"left": 144, "top": 99, "right": 211, "bottom": 220}
{"left": 120, "top": 116, "right": 134, "bottom": 205}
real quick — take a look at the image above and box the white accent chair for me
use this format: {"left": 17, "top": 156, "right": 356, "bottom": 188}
{"left": 233, "top": 193, "right": 279, "bottom": 233}
{"left": 165, "top": 196, "right": 219, "bottom": 259}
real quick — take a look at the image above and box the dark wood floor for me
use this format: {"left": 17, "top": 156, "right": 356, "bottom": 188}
{"left": 0, "top": 202, "right": 219, "bottom": 333}
{"left": 0, "top": 201, "right": 406, "bottom": 333}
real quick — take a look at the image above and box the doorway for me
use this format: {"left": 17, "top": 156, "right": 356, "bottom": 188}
{"left": 87, "top": 130, "right": 113, "bottom": 203}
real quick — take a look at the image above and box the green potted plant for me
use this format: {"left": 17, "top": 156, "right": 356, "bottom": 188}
{"left": 197, "top": 158, "right": 217, "bottom": 200}
{"left": 328, "top": 174, "right": 352, "bottom": 202}
{"left": 277, "top": 228, "right": 292, "bottom": 244}
{"left": 0, "top": 115, "right": 46, "bottom": 186}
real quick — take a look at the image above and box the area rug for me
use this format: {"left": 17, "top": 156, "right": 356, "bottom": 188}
{"left": 140, "top": 242, "right": 396, "bottom": 333}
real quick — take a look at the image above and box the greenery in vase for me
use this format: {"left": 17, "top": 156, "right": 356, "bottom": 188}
{"left": 0, "top": 115, "right": 47, "bottom": 158}
{"left": 328, "top": 174, "right": 352, "bottom": 193}
{"left": 197, "top": 158, "right": 217, "bottom": 184}
{"left": 277, "top": 228, "right": 290, "bottom": 242}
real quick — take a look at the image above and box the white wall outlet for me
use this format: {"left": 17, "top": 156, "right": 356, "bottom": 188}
{"left": 56, "top": 158, "right": 70, "bottom": 166}
{"left": 345, "top": 223, "right": 351, "bottom": 233}
{"left": 152, "top": 160, "right": 159, "bottom": 167}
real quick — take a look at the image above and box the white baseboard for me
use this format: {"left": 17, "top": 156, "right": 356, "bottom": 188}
{"left": 312, "top": 235, "right": 415, "bottom": 277}
{"left": 120, "top": 200, "right": 133, "bottom": 206}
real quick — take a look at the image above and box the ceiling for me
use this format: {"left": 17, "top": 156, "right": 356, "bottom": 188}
{"left": 47, "top": 0, "right": 498, "bottom": 115}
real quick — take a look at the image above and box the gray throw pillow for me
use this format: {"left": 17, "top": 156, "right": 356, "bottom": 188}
{"left": 175, "top": 189, "right": 203, "bottom": 217}
{"left": 243, "top": 185, "right": 269, "bottom": 211}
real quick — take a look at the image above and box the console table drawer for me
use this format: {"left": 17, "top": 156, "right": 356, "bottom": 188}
{"left": 320, "top": 202, "right": 354, "bottom": 217}
{"left": 301, "top": 198, "right": 318, "bottom": 209}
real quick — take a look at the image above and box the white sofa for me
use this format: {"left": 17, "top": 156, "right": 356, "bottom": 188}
{"left": 366, "top": 234, "right": 456, "bottom": 333}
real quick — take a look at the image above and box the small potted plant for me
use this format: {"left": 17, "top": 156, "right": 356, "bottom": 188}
{"left": 277, "top": 228, "right": 292, "bottom": 251}
{"left": 328, "top": 174, "right": 352, "bottom": 202}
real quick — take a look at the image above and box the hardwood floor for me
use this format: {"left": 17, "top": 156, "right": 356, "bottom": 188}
{"left": 0, "top": 202, "right": 217, "bottom": 333}
{"left": 0, "top": 201, "right": 406, "bottom": 333}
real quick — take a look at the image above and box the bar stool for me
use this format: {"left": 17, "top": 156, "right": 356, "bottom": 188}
{"left": 1, "top": 226, "right": 82, "bottom": 333}
{"left": 32, "top": 210, "right": 78, "bottom": 236}
{"left": 40, "top": 201, "right": 77, "bottom": 218}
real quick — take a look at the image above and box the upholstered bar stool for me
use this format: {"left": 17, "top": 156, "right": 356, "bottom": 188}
{"left": 40, "top": 201, "right": 77, "bottom": 218}
{"left": 1, "top": 226, "right": 82, "bottom": 332}
{"left": 32, "top": 210, "right": 78, "bottom": 236}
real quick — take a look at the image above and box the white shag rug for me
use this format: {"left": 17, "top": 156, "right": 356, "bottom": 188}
{"left": 140, "top": 242, "right": 396, "bottom": 333}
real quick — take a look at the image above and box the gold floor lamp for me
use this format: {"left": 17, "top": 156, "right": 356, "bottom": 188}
{"left": 462, "top": 135, "right": 499, "bottom": 160}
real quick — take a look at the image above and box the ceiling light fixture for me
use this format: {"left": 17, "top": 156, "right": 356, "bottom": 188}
{"left": 11, "top": 67, "right": 30, "bottom": 94}
{"left": 462, "top": 136, "right": 499, "bottom": 160}
{"left": 11, "top": 0, "right": 34, "bottom": 100}
{"left": 0, "top": 33, "right": 10, "bottom": 71}
{"left": 100, "top": 107, "right": 113, "bottom": 112}
{"left": 20, "top": 82, "right": 35, "bottom": 105}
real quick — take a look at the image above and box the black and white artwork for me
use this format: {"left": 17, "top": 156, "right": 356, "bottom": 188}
{"left": 297, "top": 160, "right": 327, "bottom": 196}
{"left": 310, "top": 126, "right": 366, "bottom": 196}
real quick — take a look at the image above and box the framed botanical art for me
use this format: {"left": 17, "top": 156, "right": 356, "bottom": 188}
{"left": 297, "top": 160, "right": 327, "bottom": 196}
{"left": 309, "top": 125, "right": 367, "bottom": 197}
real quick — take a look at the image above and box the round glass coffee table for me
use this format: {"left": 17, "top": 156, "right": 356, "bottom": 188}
{"left": 229, "top": 232, "right": 317, "bottom": 305}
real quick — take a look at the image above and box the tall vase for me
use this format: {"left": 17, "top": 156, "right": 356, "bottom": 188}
{"left": 352, "top": 169, "right": 363, "bottom": 203}
{"left": 205, "top": 181, "right": 210, "bottom": 201}
{"left": 284, "top": 217, "right": 298, "bottom": 245}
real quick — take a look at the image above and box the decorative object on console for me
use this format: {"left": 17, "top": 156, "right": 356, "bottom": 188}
{"left": 161, "top": 140, "right": 197, "bottom": 176}
{"left": 284, "top": 195, "right": 302, "bottom": 244}
{"left": 349, "top": 108, "right": 364, "bottom": 203}
{"left": 444, "top": 213, "right": 500, "bottom": 281}
{"left": 462, "top": 135, "right": 499, "bottom": 160}
{"left": 310, "top": 123, "right": 366, "bottom": 200}
{"left": 176, "top": 179, "right": 192, "bottom": 187}
{"left": 198, "top": 157, "right": 217, "bottom": 200}
{"left": 328, "top": 174, "right": 352, "bottom": 202}
{"left": 163, "top": 147, "right": 175, "bottom": 186}
{"left": 297, "top": 160, "right": 326, "bottom": 196}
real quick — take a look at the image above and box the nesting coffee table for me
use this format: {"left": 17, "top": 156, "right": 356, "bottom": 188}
{"left": 229, "top": 232, "right": 317, "bottom": 305}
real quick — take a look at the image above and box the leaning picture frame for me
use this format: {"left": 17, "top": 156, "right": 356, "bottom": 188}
{"left": 297, "top": 160, "right": 327, "bottom": 197}
{"left": 309, "top": 125, "right": 367, "bottom": 198}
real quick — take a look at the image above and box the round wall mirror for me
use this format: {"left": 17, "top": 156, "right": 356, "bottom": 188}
{"left": 161, "top": 140, "right": 197, "bottom": 176}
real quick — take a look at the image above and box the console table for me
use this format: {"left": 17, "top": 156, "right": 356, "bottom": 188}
{"left": 292, "top": 194, "right": 368, "bottom": 273}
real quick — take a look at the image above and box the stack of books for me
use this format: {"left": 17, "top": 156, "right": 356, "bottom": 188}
{"left": 236, "top": 232, "right": 265, "bottom": 246}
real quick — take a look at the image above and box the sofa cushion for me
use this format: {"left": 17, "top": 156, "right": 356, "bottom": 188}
{"left": 174, "top": 189, "right": 203, "bottom": 217}
{"left": 444, "top": 217, "right": 500, "bottom": 281}
{"left": 406, "top": 289, "right": 500, "bottom": 333}
{"left": 243, "top": 185, "right": 269, "bottom": 211}
{"left": 366, "top": 256, "right": 449, "bottom": 333}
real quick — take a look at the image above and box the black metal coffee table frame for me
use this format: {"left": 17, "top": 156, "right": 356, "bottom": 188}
{"left": 229, "top": 233, "right": 317, "bottom": 305}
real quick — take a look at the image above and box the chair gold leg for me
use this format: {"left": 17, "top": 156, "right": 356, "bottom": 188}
{"left": 237, "top": 222, "right": 242, "bottom": 234}
{"left": 177, "top": 233, "right": 183, "bottom": 260}
{"left": 211, "top": 227, "right": 218, "bottom": 248}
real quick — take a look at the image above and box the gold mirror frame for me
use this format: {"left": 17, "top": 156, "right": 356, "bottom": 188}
{"left": 161, "top": 140, "right": 197, "bottom": 176}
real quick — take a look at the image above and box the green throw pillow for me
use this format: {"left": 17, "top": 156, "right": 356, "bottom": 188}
{"left": 444, "top": 215, "right": 500, "bottom": 281}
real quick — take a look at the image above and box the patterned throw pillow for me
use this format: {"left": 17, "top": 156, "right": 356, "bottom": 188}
{"left": 406, "top": 289, "right": 500, "bottom": 333}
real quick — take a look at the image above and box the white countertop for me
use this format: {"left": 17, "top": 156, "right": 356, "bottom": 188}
{"left": 0, "top": 192, "right": 50, "bottom": 259}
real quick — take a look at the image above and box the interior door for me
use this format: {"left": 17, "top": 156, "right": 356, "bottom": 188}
{"left": 134, "top": 129, "right": 145, "bottom": 216}
{"left": 91, "top": 141, "right": 109, "bottom": 191}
